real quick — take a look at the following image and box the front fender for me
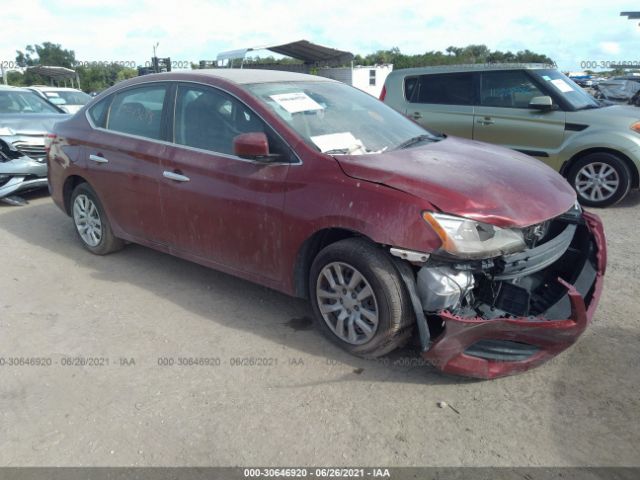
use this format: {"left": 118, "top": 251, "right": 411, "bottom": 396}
{"left": 561, "top": 128, "right": 640, "bottom": 170}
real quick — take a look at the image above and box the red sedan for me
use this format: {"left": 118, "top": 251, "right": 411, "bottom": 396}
{"left": 47, "top": 69, "right": 606, "bottom": 379}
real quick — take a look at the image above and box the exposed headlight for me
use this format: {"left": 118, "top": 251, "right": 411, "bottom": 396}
{"left": 422, "top": 212, "right": 526, "bottom": 259}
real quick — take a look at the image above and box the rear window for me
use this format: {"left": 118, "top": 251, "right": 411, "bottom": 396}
{"left": 56, "top": 91, "right": 91, "bottom": 105}
{"left": 106, "top": 85, "right": 167, "bottom": 140}
{"left": 405, "top": 73, "right": 474, "bottom": 105}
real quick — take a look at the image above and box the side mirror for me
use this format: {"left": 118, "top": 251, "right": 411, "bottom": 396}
{"left": 233, "top": 132, "right": 276, "bottom": 160}
{"left": 529, "top": 96, "right": 556, "bottom": 111}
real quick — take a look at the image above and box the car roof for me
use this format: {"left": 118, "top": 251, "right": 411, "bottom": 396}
{"left": 137, "top": 69, "right": 338, "bottom": 85}
{"left": 0, "top": 85, "right": 31, "bottom": 92}
{"left": 29, "top": 86, "right": 84, "bottom": 92}
{"left": 388, "top": 63, "right": 556, "bottom": 76}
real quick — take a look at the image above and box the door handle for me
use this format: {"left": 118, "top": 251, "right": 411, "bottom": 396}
{"left": 163, "top": 171, "right": 190, "bottom": 182}
{"left": 89, "top": 154, "right": 109, "bottom": 164}
{"left": 411, "top": 112, "right": 422, "bottom": 119}
{"left": 476, "top": 118, "right": 495, "bottom": 125}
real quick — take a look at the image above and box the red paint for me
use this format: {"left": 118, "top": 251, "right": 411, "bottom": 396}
{"left": 233, "top": 132, "right": 269, "bottom": 158}
{"left": 46, "top": 72, "right": 605, "bottom": 379}
{"left": 337, "top": 137, "right": 577, "bottom": 228}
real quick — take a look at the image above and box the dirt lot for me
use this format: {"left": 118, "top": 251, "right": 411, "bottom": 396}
{"left": 0, "top": 191, "right": 638, "bottom": 467}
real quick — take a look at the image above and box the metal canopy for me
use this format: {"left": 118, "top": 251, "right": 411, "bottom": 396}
{"left": 216, "top": 40, "right": 353, "bottom": 67}
{"left": 27, "top": 66, "right": 81, "bottom": 88}
{"left": 620, "top": 11, "right": 640, "bottom": 19}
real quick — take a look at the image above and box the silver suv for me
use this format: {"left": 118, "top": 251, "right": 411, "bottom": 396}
{"left": 381, "top": 64, "right": 640, "bottom": 207}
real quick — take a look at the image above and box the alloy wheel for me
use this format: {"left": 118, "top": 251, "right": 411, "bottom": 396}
{"left": 316, "top": 261, "right": 379, "bottom": 345}
{"left": 73, "top": 194, "right": 103, "bottom": 247}
{"left": 575, "top": 162, "right": 620, "bottom": 203}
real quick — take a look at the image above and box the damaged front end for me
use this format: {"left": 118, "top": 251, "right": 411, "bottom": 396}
{"left": 0, "top": 138, "right": 48, "bottom": 200}
{"left": 403, "top": 205, "right": 606, "bottom": 379}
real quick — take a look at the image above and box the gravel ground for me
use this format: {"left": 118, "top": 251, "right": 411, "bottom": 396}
{"left": 0, "top": 190, "right": 638, "bottom": 467}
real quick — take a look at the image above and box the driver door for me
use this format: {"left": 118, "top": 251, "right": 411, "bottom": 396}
{"left": 159, "top": 83, "right": 294, "bottom": 283}
{"left": 473, "top": 70, "right": 566, "bottom": 157}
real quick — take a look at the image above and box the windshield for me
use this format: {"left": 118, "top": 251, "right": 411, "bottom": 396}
{"left": 534, "top": 69, "right": 600, "bottom": 110}
{"left": 45, "top": 90, "right": 91, "bottom": 105}
{"left": 246, "top": 81, "right": 437, "bottom": 155}
{"left": 0, "top": 90, "right": 61, "bottom": 114}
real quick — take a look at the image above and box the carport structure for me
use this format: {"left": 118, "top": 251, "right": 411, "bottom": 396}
{"left": 26, "top": 65, "right": 81, "bottom": 89}
{"left": 215, "top": 39, "right": 353, "bottom": 71}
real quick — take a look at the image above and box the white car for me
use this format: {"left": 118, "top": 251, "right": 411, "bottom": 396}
{"left": 27, "top": 86, "right": 91, "bottom": 114}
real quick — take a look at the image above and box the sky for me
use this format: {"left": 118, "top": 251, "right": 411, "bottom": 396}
{"left": 2, "top": 0, "right": 640, "bottom": 72}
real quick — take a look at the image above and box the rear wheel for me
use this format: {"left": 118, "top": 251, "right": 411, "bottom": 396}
{"left": 309, "top": 238, "right": 414, "bottom": 358}
{"left": 568, "top": 152, "right": 631, "bottom": 207}
{"left": 71, "top": 183, "right": 124, "bottom": 255}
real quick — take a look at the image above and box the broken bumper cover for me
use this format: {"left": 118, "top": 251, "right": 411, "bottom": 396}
{"left": 0, "top": 156, "right": 48, "bottom": 198}
{"left": 422, "top": 212, "right": 606, "bottom": 379}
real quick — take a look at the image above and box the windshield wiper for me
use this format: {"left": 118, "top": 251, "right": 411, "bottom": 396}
{"left": 393, "top": 134, "right": 437, "bottom": 150}
{"left": 324, "top": 148, "right": 350, "bottom": 154}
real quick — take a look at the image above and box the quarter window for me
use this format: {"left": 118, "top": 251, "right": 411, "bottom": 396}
{"left": 480, "top": 71, "right": 545, "bottom": 108}
{"left": 107, "top": 85, "right": 167, "bottom": 140}
{"left": 87, "top": 95, "right": 112, "bottom": 128}
{"left": 405, "top": 73, "right": 474, "bottom": 105}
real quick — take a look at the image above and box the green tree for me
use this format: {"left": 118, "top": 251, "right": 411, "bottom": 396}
{"left": 6, "top": 71, "right": 25, "bottom": 86}
{"left": 16, "top": 42, "right": 76, "bottom": 68}
{"left": 15, "top": 42, "right": 77, "bottom": 86}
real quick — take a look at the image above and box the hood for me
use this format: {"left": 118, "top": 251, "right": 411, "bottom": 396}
{"left": 335, "top": 137, "right": 576, "bottom": 228}
{"left": 0, "top": 113, "right": 70, "bottom": 135}
{"left": 568, "top": 104, "right": 639, "bottom": 128}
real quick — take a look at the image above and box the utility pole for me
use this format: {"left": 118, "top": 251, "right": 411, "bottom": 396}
{"left": 153, "top": 42, "right": 159, "bottom": 59}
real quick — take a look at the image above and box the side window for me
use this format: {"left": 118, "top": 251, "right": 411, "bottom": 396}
{"left": 480, "top": 71, "right": 544, "bottom": 108}
{"left": 405, "top": 73, "right": 474, "bottom": 105}
{"left": 174, "top": 84, "right": 293, "bottom": 160}
{"left": 87, "top": 95, "right": 112, "bottom": 128}
{"left": 106, "top": 85, "right": 167, "bottom": 140}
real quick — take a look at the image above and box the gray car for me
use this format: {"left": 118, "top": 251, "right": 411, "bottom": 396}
{"left": 0, "top": 85, "right": 69, "bottom": 159}
{"left": 0, "top": 137, "right": 47, "bottom": 200}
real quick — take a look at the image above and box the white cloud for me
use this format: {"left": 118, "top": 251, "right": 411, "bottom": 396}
{"left": 599, "top": 41, "right": 621, "bottom": 55}
{"left": 1, "top": 0, "right": 639, "bottom": 71}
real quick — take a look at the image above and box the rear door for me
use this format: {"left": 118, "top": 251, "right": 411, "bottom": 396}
{"left": 84, "top": 83, "right": 171, "bottom": 243}
{"left": 403, "top": 72, "right": 475, "bottom": 137}
{"left": 159, "top": 83, "right": 294, "bottom": 283}
{"left": 473, "top": 70, "right": 566, "bottom": 157}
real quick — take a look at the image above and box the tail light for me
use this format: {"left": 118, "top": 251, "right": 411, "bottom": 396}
{"left": 379, "top": 85, "right": 387, "bottom": 101}
{"left": 44, "top": 133, "right": 57, "bottom": 153}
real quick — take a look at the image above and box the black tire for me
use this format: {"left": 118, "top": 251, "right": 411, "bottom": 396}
{"left": 568, "top": 152, "right": 631, "bottom": 207}
{"left": 309, "top": 238, "right": 414, "bottom": 358}
{"left": 70, "top": 183, "right": 124, "bottom": 255}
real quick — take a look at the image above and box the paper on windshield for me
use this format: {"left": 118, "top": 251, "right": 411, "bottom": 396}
{"left": 269, "top": 92, "right": 324, "bottom": 114}
{"left": 550, "top": 78, "right": 573, "bottom": 93}
{"left": 311, "top": 132, "right": 360, "bottom": 153}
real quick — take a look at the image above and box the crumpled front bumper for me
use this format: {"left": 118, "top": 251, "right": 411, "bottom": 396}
{"left": 422, "top": 211, "right": 606, "bottom": 379}
{"left": 0, "top": 155, "right": 48, "bottom": 198}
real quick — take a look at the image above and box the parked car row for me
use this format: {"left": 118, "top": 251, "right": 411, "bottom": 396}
{"left": 380, "top": 64, "right": 640, "bottom": 207}
{"left": 28, "top": 86, "right": 92, "bottom": 114}
{"left": 0, "top": 85, "right": 70, "bottom": 201}
{"left": 45, "top": 69, "right": 606, "bottom": 379}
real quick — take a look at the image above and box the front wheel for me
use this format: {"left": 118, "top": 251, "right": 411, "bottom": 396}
{"left": 309, "top": 238, "right": 414, "bottom": 358}
{"left": 568, "top": 152, "right": 631, "bottom": 207}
